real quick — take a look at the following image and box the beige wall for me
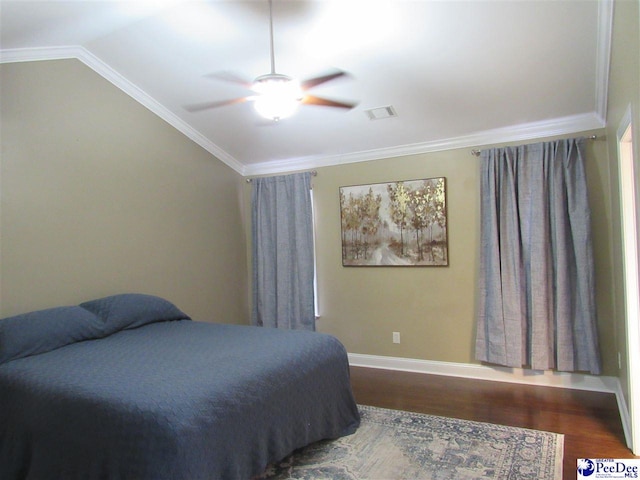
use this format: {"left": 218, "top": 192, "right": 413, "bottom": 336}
{"left": 0, "top": 59, "right": 248, "bottom": 323}
{"left": 604, "top": 0, "right": 640, "bottom": 410}
{"left": 304, "top": 132, "right": 617, "bottom": 375}
{"left": 313, "top": 150, "right": 479, "bottom": 362}
{"left": 2, "top": 12, "right": 632, "bottom": 381}
{"left": 244, "top": 2, "right": 639, "bottom": 379}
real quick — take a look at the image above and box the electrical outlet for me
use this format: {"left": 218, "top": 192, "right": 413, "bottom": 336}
{"left": 393, "top": 332, "right": 400, "bottom": 344}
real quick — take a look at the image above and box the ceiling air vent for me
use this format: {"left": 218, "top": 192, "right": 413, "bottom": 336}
{"left": 364, "top": 105, "right": 397, "bottom": 120}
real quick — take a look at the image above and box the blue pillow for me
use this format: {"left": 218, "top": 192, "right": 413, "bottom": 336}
{"left": 0, "top": 306, "right": 104, "bottom": 365}
{"left": 80, "top": 293, "right": 190, "bottom": 334}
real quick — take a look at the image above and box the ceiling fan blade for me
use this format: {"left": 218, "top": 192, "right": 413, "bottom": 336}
{"left": 184, "top": 97, "right": 249, "bottom": 112}
{"left": 300, "top": 70, "right": 349, "bottom": 90}
{"left": 204, "top": 71, "right": 253, "bottom": 89}
{"left": 302, "top": 95, "right": 357, "bottom": 110}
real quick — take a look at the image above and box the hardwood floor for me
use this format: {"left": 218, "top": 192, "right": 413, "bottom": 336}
{"left": 349, "top": 366, "right": 638, "bottom": 480}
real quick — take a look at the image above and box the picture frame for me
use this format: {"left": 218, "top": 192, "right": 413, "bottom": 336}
{"left": 339, "top": 177, "right": 448, "bottom": 266}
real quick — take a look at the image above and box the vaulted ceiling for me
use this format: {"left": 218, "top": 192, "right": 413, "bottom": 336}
{"left": 0, "top": 1, "right": 611, "bottom": 175}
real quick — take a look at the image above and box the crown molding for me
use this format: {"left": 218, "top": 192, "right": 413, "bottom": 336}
{"left": 0, "top": 46, "right": 245, "bottom": 175}
{"left": 244, "top": 112, "right": 606, "bottom": 176}
{"left": 0, "top": 45, "right": 78, "bottom": 63}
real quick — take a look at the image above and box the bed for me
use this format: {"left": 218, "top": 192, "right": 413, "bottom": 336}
{"left": 0, "top": 294, "right": 360, "bottom": 480}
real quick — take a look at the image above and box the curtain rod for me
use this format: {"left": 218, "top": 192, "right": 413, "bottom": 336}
{"left": 246, "top": 170, "right": 317, "bottom": 183}
{"left": 470, "top": 135, "right": 600, "bottom": 157}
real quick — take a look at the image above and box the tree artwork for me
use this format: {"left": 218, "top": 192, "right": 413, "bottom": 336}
{"left": 339, "top": 177, "right": 448, "bottom": 266}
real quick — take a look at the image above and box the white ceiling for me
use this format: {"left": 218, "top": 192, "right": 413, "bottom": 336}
{"left": 0, "top": 0, "right": 611, "bottom": 175}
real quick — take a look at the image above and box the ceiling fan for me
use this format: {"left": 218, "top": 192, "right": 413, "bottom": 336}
{"left": 185, "top": 0, "right": 357, "bottom": 121}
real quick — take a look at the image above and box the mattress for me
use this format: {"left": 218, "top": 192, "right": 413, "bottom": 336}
{"left": 0, "top": 294, "right": 360, "bottom": 479}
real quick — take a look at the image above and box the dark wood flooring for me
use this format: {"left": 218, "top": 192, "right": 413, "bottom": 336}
{"left": 349, "top": 366, "right": 638, "bottom": 480}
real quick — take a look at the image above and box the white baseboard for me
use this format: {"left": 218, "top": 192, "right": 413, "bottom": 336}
{"left": 348, "top": 352, "right": 617, "bottom": 391}
{"left": 348, "top": 352, "right": 632, "bottom": 449}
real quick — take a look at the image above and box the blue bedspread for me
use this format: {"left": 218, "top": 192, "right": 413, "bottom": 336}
{"left": 0, "top": 296, "right": 360, "bottom": 479}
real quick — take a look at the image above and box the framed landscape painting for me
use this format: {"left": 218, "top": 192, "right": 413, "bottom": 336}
{"left": 339, "top": 177, "right": 448, "bottom": 266}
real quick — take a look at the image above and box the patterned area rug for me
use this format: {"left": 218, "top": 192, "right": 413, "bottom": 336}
{"left": 257, "top": 405, "right": 563, "bottom": 480}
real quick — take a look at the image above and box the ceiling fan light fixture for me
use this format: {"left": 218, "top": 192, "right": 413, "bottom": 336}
{"left": 253, "top": 74, "right": 302, "bottom": 121}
